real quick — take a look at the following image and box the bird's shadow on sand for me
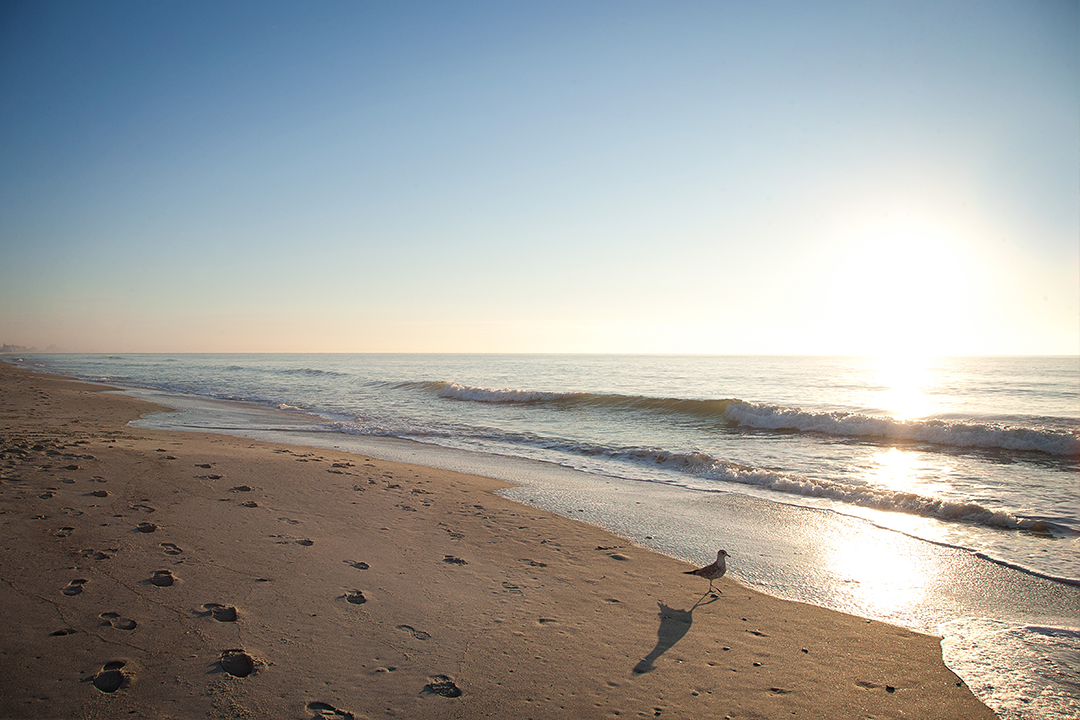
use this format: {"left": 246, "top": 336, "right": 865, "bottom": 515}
{"left": 632, "top": 591, "right": 719, "bottom": 674}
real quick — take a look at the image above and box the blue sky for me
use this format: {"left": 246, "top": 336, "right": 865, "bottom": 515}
{"left": 1, "top": 0, "right": 1076, "bottom": 354}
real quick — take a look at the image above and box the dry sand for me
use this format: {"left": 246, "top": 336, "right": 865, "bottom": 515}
{"left": 0, "top": 362, "right": 995, "bottom": 719}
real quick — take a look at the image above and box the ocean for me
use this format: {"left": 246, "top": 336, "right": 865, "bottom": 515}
{"left": 9, "top": 353, "right": 1079, "bottom": 719}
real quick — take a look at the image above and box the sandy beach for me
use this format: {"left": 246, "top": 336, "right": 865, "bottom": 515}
{"left": 0, "top": 362, "right": 995, "bottom": 719}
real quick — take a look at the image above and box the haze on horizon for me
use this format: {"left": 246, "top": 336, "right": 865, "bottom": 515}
{"left": 1, "top": 1, "right": 1077, "bottom": 357}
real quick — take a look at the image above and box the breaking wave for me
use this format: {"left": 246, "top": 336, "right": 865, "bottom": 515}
{"left": 398, "top": 381, "right": 1080, "bottom": 457}
{"left": 342, "top": 406, "right": 1075, "bottom": 537}
{"left": 541, "top": 441, "right": 1075, "bottom": 536}
{"left": 638, "top": 447, "right": 1074, "bottom": 536}
{"left": 723, "top": 402, "right": 1079, "bottom": 456}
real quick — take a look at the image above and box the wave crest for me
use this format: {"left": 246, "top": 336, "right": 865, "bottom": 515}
{"left": 600, "top": 446, "right": 1074, "bottom": 536}
{"left": 401, "top": 380, "right": 1079, "bottom": 456}
{"left": 724, "top": 401, "right": 1079, "bottom": 456}
{"left": 436, "top": 381, "right": 585, "bottom": 404}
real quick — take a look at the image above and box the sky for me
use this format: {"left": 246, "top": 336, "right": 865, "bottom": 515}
{"left": 1, "top": 0, "right": 1077, "bottom": 355}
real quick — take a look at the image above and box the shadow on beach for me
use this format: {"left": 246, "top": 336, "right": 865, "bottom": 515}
{"left": 633, "top": 592, "right": 719, "bottom": 674}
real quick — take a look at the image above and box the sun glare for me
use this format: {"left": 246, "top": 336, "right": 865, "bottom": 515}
{"left": 827, "top": 217, "right": 976, "bottom": 357}
{"left": 873, "top": 352, "right": 933, "bottom": 419}
{"left": 867, "top": 447, "right": 923, "bottom": 492}
{"left": 824, "top": 527, "right": 933, "bottom": 620}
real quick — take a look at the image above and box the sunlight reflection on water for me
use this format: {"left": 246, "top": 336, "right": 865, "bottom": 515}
{"left": 874, "top": 353, "right": 933, "bottom": 419}
{"left": 823, "top": 522, "right": 937, "bottom": 618}
{"left": 868, "top": 447, "right": 924, "bottom": 492}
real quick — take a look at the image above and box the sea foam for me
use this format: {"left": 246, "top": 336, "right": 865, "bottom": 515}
{"left": 409, "top": 381, "right": 1079, "bottom": 456}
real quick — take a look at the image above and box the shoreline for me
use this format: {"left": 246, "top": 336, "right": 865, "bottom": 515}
{"left": 109, "top": 380, "right": 1080, "bottom": 636}
{"left": 0, "top": 362, "right": 995, "bottom": 718}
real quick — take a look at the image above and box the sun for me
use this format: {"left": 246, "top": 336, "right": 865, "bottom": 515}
{"left": 874, "top": 352, "right": 934, "bottom": 419}
{"left": 825, "top": 220, "right": 975, "bottom": 357}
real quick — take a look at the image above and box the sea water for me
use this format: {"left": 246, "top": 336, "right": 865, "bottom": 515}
{"left": 10, "top": 353, "right": 1079, "bottom": 719}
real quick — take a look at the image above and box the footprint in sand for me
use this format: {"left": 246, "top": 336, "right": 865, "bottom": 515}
{"left": 136, "top": 522, "right": 157, "bottom": 533}
{"left": 62, "top": 579, "right": 87, "bottom": 596}
{"left": 201, "top": 603, "right": 238, "bottom": 622}
{"left": 150, "top": 570, "right": 175, "bottom": 587}
{"left": 160, "top": 542, "right": 183, "bottom": 555}
{"left": 307, "top": 701, "right": 356, "bottom": 719}
{"left": 344, "top": 560, "right": 369, "bottom": 570}
{"left": 422, "top": 675, "right": 462, "bottom": 698}
{"left": 99, "top": 612, "right": 137, "bottom": 631}
{"left": 344, "top": 590, "right": 366, "bottom": 605}
{"left": 53, "top": 526, "right": 74, "bottom": 538}
{"left": 396, "top": 624, "right": 431, "bottom": 640}
{"left": 296, "top": 538, "right": 314, "bottom": 546}
{"left": 219, "top": 649, "right": 255, "bottom": 678}
{"left": 92, "top": 661, "right": 127, "bottom": 693}
{"left": 38, "top": 491, "right": 55, "bottom": 499}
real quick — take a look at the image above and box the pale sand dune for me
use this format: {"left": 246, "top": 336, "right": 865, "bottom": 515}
{"left": 0, "top": 362, "right": 994, "bottom": 719}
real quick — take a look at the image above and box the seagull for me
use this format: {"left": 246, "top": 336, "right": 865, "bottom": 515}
{"left": 684, "top": 549, "right": 729, "bottom": 592}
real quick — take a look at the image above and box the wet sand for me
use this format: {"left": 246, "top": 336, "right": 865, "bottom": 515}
{"left": 0, "top": 362, "right": 994, "bottom": 719}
